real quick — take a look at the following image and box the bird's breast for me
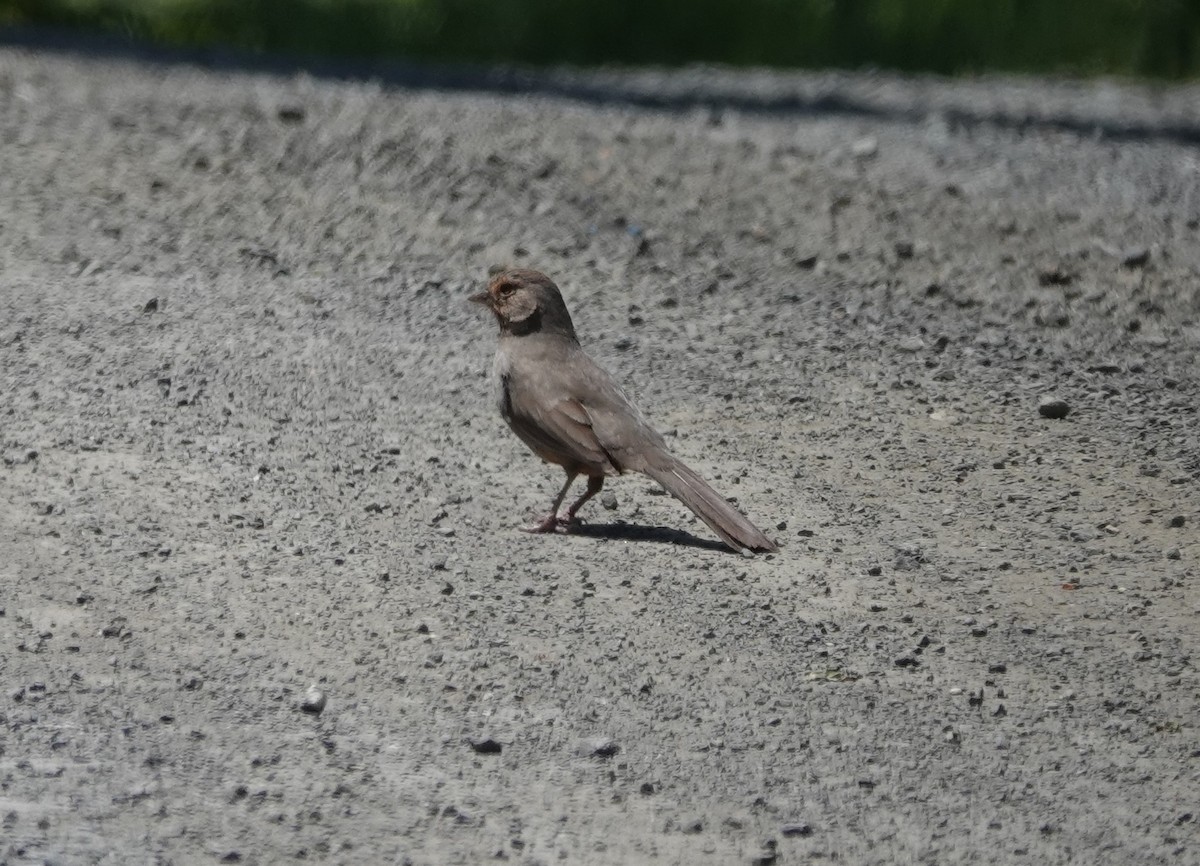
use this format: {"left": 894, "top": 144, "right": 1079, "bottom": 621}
{"left": 491, "top": 349, "right": 514, "bottom": 421}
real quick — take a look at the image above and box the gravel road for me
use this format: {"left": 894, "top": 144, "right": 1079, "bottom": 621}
{"left": 2, "top": 40, "right": 1199, "bottom": 865}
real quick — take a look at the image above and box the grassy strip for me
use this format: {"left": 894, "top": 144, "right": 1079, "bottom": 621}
{"left": 2, "top": 0, "right": 1199, "bottom": 78}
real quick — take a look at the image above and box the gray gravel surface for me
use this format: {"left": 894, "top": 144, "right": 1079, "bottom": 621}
{"left": 2, "top": 44, "right": 1199, "bottom": 866}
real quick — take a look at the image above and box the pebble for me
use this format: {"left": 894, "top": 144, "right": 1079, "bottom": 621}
{"left": 575, "top": 737, "right": 620, "bottom": 758}
{"left": 467, "top": 736, "right": 503, "bottom": 755}
{"left": 897, "top": 335, "right": 925, "bottom": 353}
{"left": 1037, "top": 264, "right": 1074, "bottom": 286}
{"left": 1068, "top": 526, "right": 1098, "bottom": 542}
{"left": 1169, "top": 515, "right": 1185, "bottom": 528}
{"left": 601, "top": 491, "right": 619, "bottom": 511}
{"left": 850, "top": 136, "right": 878, "bottom": 158}
{"left": 1121, "top": 247, "right": 1150, "bottom": 268}
{"left": 299, "top": 686, "right": 326, "bottom": 715}
{"left": 1038, "top": 398, "right": 1071, "bottom": 419}
{"left": 781, "top": 822, "right": 813, "bottom": 837}
{"left": 2, "top": 449, "right": 39, "bottom": 466}
{"left": 750, "top": 849, "right": 778, "bottom": 866}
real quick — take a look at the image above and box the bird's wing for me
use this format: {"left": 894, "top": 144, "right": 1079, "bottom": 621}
{"left": 506, "top": 380, "right": 618, "bottom": 474}
{"left": 500, "top": 335, "right": 662, "bottom": 475}
{"left": 562, "top": 351, "right": 668, "bottom": 473}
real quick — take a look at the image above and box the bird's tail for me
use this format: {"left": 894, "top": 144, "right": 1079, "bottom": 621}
{"left": 641, "top": 453, "right": 777, "bottom": 553}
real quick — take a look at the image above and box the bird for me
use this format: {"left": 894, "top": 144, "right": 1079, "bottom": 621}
{"left": 469, "top": 268, "right": 777, "bottom": 554}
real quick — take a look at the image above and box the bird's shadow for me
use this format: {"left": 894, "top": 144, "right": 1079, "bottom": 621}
{"left": 563, "top": 520, "right": 731, "bottom": 553}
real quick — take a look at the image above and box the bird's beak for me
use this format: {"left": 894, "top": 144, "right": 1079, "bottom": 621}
{"left": 468, "top": 291, "right": 492, "bottom": 308}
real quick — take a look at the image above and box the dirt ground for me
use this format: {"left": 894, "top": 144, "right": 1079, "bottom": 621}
{"left": 1, "top": 39, "right": 1198, "bottom": 866}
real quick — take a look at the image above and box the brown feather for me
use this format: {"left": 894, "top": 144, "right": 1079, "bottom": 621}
{"left": 476, "top": 268, "right": 777, "bottom": 553}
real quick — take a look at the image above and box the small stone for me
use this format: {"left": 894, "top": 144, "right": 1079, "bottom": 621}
{"left": 1121, "top": 247, "right": 1150, "bottom": 268}
{"left": 601, "top": 491, "right": 619, "bottom": 511}
{"left": 1169, "top": 515, "right": 1185, "bottom": 528}
{"left": 142, "top": 297, "right": 159, "bottom": 314}
{"left": 1037, "top": 264, "right": 1074, "bottom": 286}
{"left": 468, "top": 736, "right": 502, "bottom": 755}
{"left": 894, "top": 241, "right": 914, "bottom": 259}
{"left": 575, "top": 737, "right": 619, "bottom": 759}
{"left": 1068, "top": 525, "right": 1097, "bottom": 542}
{"left": 781, "top": 822, "right": 813, "bottom": 837}
{"left": 299, "top": 686, "right": 327, "bottom": 715}
{"left": 277, "top": 105, "right": 305, "bottom": 123}
{"left": 897, "top": 335, "right": 925, "bottom": 352}
{"left": 1038, "top": 398, "right": 1071, "bottom": 419}
{"left": 850, "top": 136, "right": 878, "bottom": 158}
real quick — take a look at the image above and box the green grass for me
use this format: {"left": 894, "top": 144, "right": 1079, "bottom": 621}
{"left": 3, "top": 0, "right": 1199, "bottom": 78}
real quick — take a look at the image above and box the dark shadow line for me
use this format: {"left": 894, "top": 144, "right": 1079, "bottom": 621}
{"left": 567, "top": 520, "right": 732, "bottom": 553}
{"left": 4, "top": 25, "right": 1199, "bottom": 147}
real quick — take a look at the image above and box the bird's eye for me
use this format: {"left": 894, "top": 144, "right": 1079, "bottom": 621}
{"left": 498, "top": 283, "right": 515, "bottom": 296}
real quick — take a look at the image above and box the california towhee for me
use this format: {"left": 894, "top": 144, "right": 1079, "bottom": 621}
{"left": 470, "top": 268, "right": 777, "bottom": 553}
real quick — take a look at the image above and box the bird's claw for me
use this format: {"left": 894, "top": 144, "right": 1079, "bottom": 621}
{"left": 521, "top": 513, "right": 582, "bottom": 534}
{"left": 521, "top": 513, "right": 563, "bottom": 534}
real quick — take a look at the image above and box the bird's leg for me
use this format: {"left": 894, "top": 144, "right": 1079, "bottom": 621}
{"left": 522, "top": 471, "right": 577, "bottom": 533}
{"left": 562, "top": 475, "right": 604, "bottom": 527}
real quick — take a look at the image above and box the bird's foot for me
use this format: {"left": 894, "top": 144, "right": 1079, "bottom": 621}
{"left": 521, "top": 513, "right": 583, "bottom": 534}
{"left": 521, "top": 513, "right": 563, "bottom": 534}
{"left": 556, "top": 515, "right": 583, "bottom": 533}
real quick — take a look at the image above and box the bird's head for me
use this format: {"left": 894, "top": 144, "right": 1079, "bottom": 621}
{"left": 469, "top": 268, "right": 577, "bottom": 339}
